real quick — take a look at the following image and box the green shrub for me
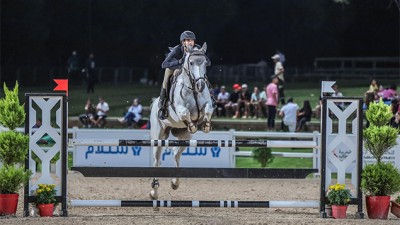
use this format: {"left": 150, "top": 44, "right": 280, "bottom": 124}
{"left": 0, "top": 131, "right": 29, "bottom": 165}
{"left": 361, "top": 163, "right": 400, "bottom": 196}
{"left": 365, "top": 99, "right": 393, "bottom": 127}
{"left": 0, "top": 165, "right": 32, "bottom": 194}
{"left": 0, "top": 82, "right": 25, "bottom": 131}
{"left": 363, "top": 125, "right": 398, "bottom": 162}
{"left": 252, "top": 147, "right": 274, "bottom": 167}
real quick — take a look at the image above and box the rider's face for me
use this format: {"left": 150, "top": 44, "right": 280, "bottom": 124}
{"left": 182, "top": 39, "right": 195, "bottom": 48}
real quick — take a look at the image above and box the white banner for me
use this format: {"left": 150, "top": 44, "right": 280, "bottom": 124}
{"left": 73, "top": 129, "right": 234, "bottom": 168}
{"left": 363, "top": 137, "right": 400, "bottom": 168}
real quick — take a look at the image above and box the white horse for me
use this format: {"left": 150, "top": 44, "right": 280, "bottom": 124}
{"left": 149, "top": 43, "right": 214, "bottom": 199}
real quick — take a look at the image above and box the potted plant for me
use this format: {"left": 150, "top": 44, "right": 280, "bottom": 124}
{"left": 392, "top": 196, "right": 400, "bottom": 218}
{"left": 0, "top": 82, "right": 32, "bottom": 216}
{"left": 327, "top": 183, "right": 351, "bottom": 219}
{"left": 34, "top": 184, "right": 56, "bottom": 217}
{"left": 361, "top": 99, "right": 400, "bottom": 219}
{"left": 0, "top": 165, "right": 31, "bottom": 215}
{"left": 252, "top": 147, "right": 274, "bottom": 167}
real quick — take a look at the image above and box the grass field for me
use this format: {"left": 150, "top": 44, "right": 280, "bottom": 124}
{"left": 14, "top": 80, "right": 373, "bottom": 117}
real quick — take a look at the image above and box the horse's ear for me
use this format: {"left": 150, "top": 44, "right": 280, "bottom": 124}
{"left": 200, "top": 42, "right": 207, "bottom": 53}
{"left": 168, "top": 47, "right": 173, "bottom": 52}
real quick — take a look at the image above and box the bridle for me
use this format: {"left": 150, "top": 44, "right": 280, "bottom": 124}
{"left": 183, "top": 51, "right": 207, "bottom": 91}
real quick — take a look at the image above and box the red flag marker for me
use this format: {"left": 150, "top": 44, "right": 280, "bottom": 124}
{"left": 53, "top": 79, "right": 68, "bottom": 96}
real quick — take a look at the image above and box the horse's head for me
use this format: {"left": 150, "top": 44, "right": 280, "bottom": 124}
{"left": 183, "top": 43, "right": 210, "bottom": 93}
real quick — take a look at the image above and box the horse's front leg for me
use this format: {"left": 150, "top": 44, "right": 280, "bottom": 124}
{"left": 150, "top": 146, "right": 162, "bottom": 200}
{"left": 171, "top": 146, "right": 186, "bottom": 190}
{"left": 201, "top": 103, "right": 214, "bottom": 133}
{"left": 176, "top": 105, "right": 197, "bottom": 133}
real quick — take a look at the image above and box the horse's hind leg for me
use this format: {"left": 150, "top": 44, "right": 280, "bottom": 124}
{"left": 149, "top": 102, "right": 169, "bottom": 200}
{"left": 171, "top": 129, "right": 192, "bottom": 190}
{"left": 150, "top": 146, "right": 162, "bottom": 200}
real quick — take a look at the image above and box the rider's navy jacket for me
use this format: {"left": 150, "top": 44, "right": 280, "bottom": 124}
{"left": 161, "top": 44, "right": 210, "bottom": 70}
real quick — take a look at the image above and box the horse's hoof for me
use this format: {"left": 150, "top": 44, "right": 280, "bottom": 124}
{"left": 187, "top": 126, "right": 197, "bottom": 134}
{"left": 150, "top": 190, "right": 158, "bottom": 200}
{"left": 171, "top": 181, "right": 179, "bottom": 190}
{"left": 202, "top": 126, "right": 210, "bottom": 133}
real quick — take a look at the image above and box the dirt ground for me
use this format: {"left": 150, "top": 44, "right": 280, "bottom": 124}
{"left": 1, "top": 171, "right": 399, "bottom": 225}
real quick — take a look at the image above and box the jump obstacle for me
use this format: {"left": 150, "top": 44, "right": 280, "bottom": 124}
{"left": 24, "top": 94, "right": 364, "bottom": 218}
{"left": 70, "top": 200, "right": 319, "bottom": 208}
{"left": 70, "top": 139, "right": 317, "bottom": 148}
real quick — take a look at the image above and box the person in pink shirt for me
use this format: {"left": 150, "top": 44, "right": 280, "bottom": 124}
{"left": 266, "top": 75, "right": 279, "bottom": 131}
{"left": 382, "top": 84, "right": 398, "bottom": 101}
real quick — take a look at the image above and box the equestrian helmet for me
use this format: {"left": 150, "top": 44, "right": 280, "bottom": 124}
{"left": 180, "top": 31, "right": 196, "bottom": 42}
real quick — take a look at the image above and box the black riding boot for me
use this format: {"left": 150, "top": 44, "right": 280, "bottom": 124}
{"left": 158, "top": 88, "right": 169, "bottom": 120}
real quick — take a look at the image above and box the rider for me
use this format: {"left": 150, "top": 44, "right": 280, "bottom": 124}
{"left": 158, "top": 30, "right": 214, "bottom": 120}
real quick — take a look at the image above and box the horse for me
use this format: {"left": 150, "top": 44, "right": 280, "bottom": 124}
{"left": 149, "top": 43, "right": 214, "bottom": 199}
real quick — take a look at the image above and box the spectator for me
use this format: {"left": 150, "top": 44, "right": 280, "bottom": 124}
{"left": 368, "top": 79, "right": 379, "bottom": 93}
{"left": 276, "top": 49, "right": 286, "bottom": 65}
{"left": 32, "top": 119, "right": 42, "bottom": 128}
{"left": 83, "top": 53, "right": 96, "bottom": 94}
{"left": 91, "top": 96, "right": 109, "bottom": 128}
{"left": 250, "top": 86, "right": 262, "bottom": 119}
{"left": 216, "top": 85, "right": 230, "bottom": 117}
{"left": 389, "top": 112, "right": 400, "bottom": 130}
{"left": 296, "top": 100, "right": 312, "bottom": 132}
{"left": 279, "top": 97, "right": 299, "bottom": 132}
{"left": 364, "top": 92, "right": 376, "bottom": 128}
{"left": 259, "top": 84, "right": 268, "bottom": 118}
{"left": 235, "top": 84, "right": 251, "bottom": 119}
{"left": 271, "top": 54, "right": 285, "bottom": 105}
{"left": 266, "top": 75, "right": 279, "bottom": 131}
{"left": 67, "top": 50, "right": 80, "bottom": 81}
{"left": 314, "top": 93, "right": 331, "bottom": 118}
{"left": 213, "top": 84, "right": 220, "bottom": 100}
{"left": 382, "top": 84, "right": 398, "bottom": 101}
{"left": 79, "top": 98, "right": 96, "bottom": 128}
{"left": 225, "top": 84, "right": 241, "bottom": 118}
{"left": 331, "top": 84, "right": 344, "bottom": 109}
{"left": 119, "top": 98, "right": 143, "bottom": 128}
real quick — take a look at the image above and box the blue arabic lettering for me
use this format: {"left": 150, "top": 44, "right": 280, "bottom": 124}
{"left": 211, "top": 147, "right": 221, "bottom": 157}
{"left": 132, "top": 146, "right": 141, "bottom": 156}
{"left": 85, "top": 146, "right": 94, "bottom": 159}
{"left": 162, "top": 149, "right": 172, "bottom": 161}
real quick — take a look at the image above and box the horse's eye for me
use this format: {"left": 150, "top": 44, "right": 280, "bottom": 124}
{"left": 190, "top": 62, "right": 194, "bottom": 65}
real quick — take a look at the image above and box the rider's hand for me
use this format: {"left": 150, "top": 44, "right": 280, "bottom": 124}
{"left": 179, "top": 53, "right": 187, "bottom": 65}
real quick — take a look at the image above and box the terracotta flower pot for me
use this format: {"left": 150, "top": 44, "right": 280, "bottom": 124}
{"left": 331, "top": 205, "right": 347, "bottom": 219}
{"left": 366, "top": 196, "right": 390, "bottom": 219}
{"left": 37, "top": 203, "right": 54, "bottom": 217}
{"left": 391, "top": 201, "right": 400, "bottom": 218}
{"left": 0, "top": 193, "right": 19, "bottom": 215}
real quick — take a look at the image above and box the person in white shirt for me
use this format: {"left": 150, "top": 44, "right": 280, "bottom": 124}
{"left": 332, "top": 84, "right": 344, "bottom": 109}
{"left": 119, "top": 98, "right": 143, "bottom": 128}
{"left": 91, "top": 96, "right": 109, "bottom": 127}
{"left": 216, "top": 86, "right": 230, "bottom": 117}
{"left": 279, "top": 97, "right": 299, "bottom": 132}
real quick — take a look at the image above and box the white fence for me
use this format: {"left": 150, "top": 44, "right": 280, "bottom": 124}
{"left": 2, "top": 126, "right": 400, "bottom": 173}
